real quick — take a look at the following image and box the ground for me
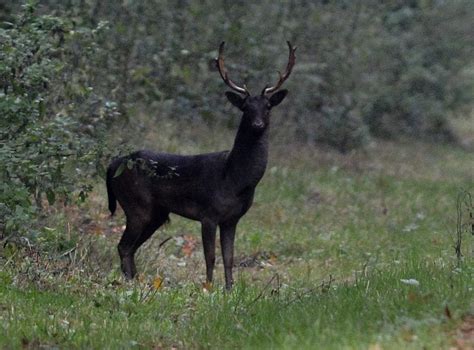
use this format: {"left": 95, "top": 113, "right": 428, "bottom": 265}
{"left": 0, "top": 118, "right": 473, "bottom": 349}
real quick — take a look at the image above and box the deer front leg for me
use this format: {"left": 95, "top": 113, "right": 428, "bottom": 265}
{"left": 220, "top": 222, "right": 237, "bottom": 290}
{"left": 201, "top": 220, "right": 217, "bottom": 284}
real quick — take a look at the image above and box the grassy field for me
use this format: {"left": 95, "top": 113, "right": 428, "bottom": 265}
{"left": 1, "top": 118, "right": 473, "bottom": 349}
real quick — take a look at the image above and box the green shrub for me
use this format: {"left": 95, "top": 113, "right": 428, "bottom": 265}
{"left": 0, "top": 2, "right": 115, "bottom": 238}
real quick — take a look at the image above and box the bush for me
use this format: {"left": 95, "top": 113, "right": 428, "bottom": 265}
{"left": 1, "top": 0, "right": 473, "bottom": 163}
{"left": 0, "top": 2, "right": 116, "bottom": 238}
{"left": 363, "top": 1, "right": 472, "bottom": 142}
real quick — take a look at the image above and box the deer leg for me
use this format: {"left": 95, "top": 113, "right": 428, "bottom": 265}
{"left": 220, "top": 222, "right": 237, "bottom": 290}
{"left": 118, "top": 211, "right": 167, "bottom": 279}
{"left": 118, "top": 224, "right": 140, "bottom": 279}
{"left": 132, "top": 210, "right": 169, "bottom": 252}
{"left": 201, "top": 220, "right": 217, "bottom": 284}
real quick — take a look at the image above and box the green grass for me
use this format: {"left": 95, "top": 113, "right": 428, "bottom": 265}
{"left": 1, "top": 120, "right": 473, "bottom": 349}
{"left": 0, "top": 262, "right": 471, "bottom": 349}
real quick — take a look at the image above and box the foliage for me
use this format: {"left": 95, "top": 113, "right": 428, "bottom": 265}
{"left": 0, "top": 2, "right": 116, "bottom": 238}
{"left": 0, "top": 0, "right": 471, "bottom": 260}
{"left": 2, "top": 0, "right": 470, "bottom": 152}
{"left": 363, "top": 1, "right": 473, "bottom": 141}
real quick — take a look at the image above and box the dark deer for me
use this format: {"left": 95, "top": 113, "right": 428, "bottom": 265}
{"left": 106, "top": 42, "right": 296, "bottom": 289}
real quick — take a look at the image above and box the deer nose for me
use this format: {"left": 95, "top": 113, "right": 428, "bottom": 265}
{"left": 252, "top": 120, "right": 265, "bottom": 129}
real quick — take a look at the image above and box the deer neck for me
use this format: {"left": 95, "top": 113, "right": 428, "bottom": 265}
{"left": 225, "top": 121, "right": 269, "bottom": 191}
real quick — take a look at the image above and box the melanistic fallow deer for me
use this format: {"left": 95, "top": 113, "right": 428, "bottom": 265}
{"left": 106, "top": 42, "right": 296, "bottom": 289}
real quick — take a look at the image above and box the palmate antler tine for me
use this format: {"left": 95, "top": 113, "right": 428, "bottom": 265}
{"left": 215, "top": 42, "right": 250, "bottom": 96}
{"left": 262, "top": 41, "right": 297, "bottom": 95}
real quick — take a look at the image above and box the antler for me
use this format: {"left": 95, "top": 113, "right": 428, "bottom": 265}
{"left": 215, "top": 42, "right": 250, "bottom": 96}
{"left": 262, "top": 41, "right": 297, "bottom": 95}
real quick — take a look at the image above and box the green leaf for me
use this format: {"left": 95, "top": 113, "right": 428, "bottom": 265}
{"left": 97, "top": 163, "right": 107, "bottom": 179}
{"left": 46, "top": 189, "right": 55, "bottom": 205}
{"left": 38, "top": 99, "right": 45, "bottom": 118}
{"left": 78, "top": 190, "right": 87, "bottom": 202}
{"left": 113, "top": 162, "right": 126, "bottom": 178}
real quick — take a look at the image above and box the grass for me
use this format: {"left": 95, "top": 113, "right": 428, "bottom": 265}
{"left": 0, "top": 262, "right": 471, "bottom": 349}
{"left": 1, "top": 118, "right": 473, "bottom": 349}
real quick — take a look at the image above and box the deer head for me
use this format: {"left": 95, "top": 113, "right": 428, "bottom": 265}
{"left": 216, "top": 41, "right": 296, "bottom": 131}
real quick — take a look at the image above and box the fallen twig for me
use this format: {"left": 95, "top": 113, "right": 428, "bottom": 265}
{"left": 246, "top": 273, "right": 280, "bottom": 308}
{"left": 158, "top": 236, "right": 173, "bottom": 249}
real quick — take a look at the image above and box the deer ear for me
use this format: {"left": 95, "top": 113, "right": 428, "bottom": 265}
{"left": 269, "top": 89, "right": 288, "bottom": 107}
{"left": 225, "top": 92, "right": 246, "bottom": 110}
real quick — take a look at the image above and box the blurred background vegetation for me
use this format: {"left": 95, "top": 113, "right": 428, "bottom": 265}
{"left": 0, "top": 0, "right": 473, "bottom": 241}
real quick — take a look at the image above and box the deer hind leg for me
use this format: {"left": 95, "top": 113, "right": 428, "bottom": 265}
{"left": 118, "top": 208, "right": 169, "bottom": 279}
